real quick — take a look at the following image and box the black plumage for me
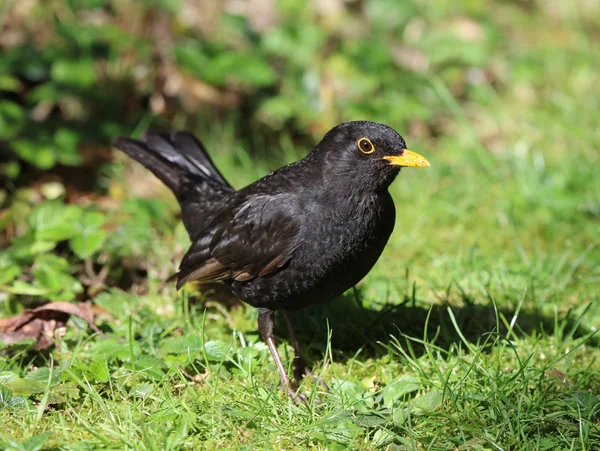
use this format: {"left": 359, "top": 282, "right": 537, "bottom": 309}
{"left": 114, "top": 121, "right": 429, "bottom": 402}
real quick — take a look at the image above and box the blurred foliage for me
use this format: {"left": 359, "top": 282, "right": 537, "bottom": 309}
{"left": 0, "top": 0, "right": 598, "bottom": 312}
{"left": 0, "top": 0, "right": 511, "bottom": 304}
{"left": 0, "top": 0, "right": 598, "bottom": 320}
{"left": 1, "top": 0, "right": 599, "bottom": 174}
{"left": 0, "top": 0, "right": 517, "bottom": 174}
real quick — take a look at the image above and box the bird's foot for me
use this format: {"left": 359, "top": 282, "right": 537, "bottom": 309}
{"left": 306, "top": 370, "right": 330, "bottom": 393}
{"left": 283, "top": 382, "right": 308, "bottom": 405}
{"left": 292, "top": 355, "right": 309, "bottom": 381}
{"left": 279, "top": 369, "right": 328, "bottom": 405}
{"left": 281, "top": 370, "right": 328, "bottom": 406}
{"left": 293, "top": 357, "right": 329, "bottom": 393}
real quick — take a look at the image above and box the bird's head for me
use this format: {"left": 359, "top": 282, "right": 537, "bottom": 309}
{"left": 315, "top": 121, "right": 430, "bottom": 192}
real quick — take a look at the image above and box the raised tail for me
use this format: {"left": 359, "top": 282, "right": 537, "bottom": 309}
{"left": 114, "top": 131, "right": 232, "bottom": 193}
{"left": 114, "top": 130, "right": 234, "bottom": 234}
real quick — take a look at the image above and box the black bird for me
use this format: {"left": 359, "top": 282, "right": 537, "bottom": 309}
{"left": 114, "top": 121, "right": 429, "bottom": 402}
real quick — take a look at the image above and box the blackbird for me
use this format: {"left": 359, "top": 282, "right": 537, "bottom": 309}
{"left": 114, "top": 121, "right": 429, "bottom": 402}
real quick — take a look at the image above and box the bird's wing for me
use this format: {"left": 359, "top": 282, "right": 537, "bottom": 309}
{"left": 176, "top": 194, "right": 302, "bottom": 288}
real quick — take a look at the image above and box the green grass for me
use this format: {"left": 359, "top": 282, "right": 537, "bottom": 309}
{"left": 2, "top": 2, "right": 600, "bottom": 450}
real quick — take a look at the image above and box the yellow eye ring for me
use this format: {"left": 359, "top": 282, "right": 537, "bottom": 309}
{"left": 357, "top": 137, "right": 375, "bottom": 154}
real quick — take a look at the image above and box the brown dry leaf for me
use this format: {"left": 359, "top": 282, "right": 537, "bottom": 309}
{"left": 162, "top": 63, "right": 240, "bottom": 109}
{"left": 225, "top": 0, "right": 278, "bottom": 32}
{"left": 391, "top": 45, "right": 429, "bottom": 74}
{"left": 180, "top": 367, "right": 210, "bottom": 384}
{"left": 449, "top": 17, "right": 485, "bottom": 42}
{"left": 545, "top": 369, "right": 574, "bottom": 390}
{"left": 0, "top": 302, "right": 102, "bottom": 350}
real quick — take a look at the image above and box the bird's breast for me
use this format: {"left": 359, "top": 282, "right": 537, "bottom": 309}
{"left": 298, "top": 191, "right": 395, "bottom": 278}
{"left": 232, "top": 191, "right": 396, "bottom": 310}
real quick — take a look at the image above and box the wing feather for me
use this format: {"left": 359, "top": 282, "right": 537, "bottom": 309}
{"left": 176, "top": 194, "right": 301, "bottom": 289}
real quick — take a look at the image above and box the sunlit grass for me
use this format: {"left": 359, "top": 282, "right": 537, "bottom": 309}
{"left": 2, "top": 2, "right": 600, "bottom": 450}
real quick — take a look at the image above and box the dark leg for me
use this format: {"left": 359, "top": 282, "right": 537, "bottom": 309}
{"left": 281, "top": 311, "right": 309, "bottom": 380}
{"left": 282, "top": 311, "right": 329, "bottom": 392}
{"left": 257, "top": 308, "right": 307, "bottom": 404}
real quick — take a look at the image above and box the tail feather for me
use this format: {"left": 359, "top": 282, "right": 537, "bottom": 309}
{"left": 114, "top": 131, "right": 232, "bottom": 194}
{"left": 114, "top": 130, "right": 234, "bottom": 235}
{"left": 141, "top": 131, "right": 232, "bottom": 189}
{"left": 163, "top": 131, "right": 232, "bottom": 189}
{"left": 114, "top": 137, "right": 182, "bottom": 194}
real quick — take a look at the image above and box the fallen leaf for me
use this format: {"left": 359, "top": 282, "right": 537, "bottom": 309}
{"left": 0, "top": 302, "right": 102, "bottom": 350}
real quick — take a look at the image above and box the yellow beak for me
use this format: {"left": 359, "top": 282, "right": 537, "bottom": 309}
{"left": 383, "top": 149, "right": 430, "bottom": 168}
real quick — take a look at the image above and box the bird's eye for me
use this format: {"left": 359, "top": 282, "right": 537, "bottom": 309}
{"left": 357, "top": 137, "right": 375, "bottom": 154}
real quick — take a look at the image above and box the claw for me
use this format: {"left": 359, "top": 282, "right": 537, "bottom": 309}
{"left": 308, "top": 371, "right": 330, "bottom": 392}
{"left": 259, "top": 309, "right": 330, "bottom": 404}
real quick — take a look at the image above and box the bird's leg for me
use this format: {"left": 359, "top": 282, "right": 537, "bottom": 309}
{"left": 257, "top": 308, "right": 307, "bottom": 404}
{"left": 282, "top": 311, "right": 329, "bottom": 392}
{"left": 281, "top": 311, "right": 309, "bottom": 380}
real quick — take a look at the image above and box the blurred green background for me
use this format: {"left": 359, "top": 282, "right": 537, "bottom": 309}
{"left": 1, "top": 0, "right": 596, "bottom": 169}
{"left": 1, "top": 0, "right": 598, "bottom": 302}
{"left": 1, "top": 0, "right": 599, "bottom": 448}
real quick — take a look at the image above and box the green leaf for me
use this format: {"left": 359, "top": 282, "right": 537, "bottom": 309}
{"left": 372, "top": 428, "right": 395, "bottom": 447}
{"left": 29, "top": 240, "right": 58, "bottom": 255}
{"left": 6, "top": 280, "right": 48, "bottom": 296}
{"left": 175, "top": 42, "right": 276, "bottom": 88}
{"left": 24, "top": 367, "right": 57, "bottom": 384}
{"left": 392, "top": 406, "right": 407, "bottom": 425}
{"left": 257, "top": 96, "right": 295, "bottom": 128}
{"left": 94, "top": 290, "right": 138, "bottom": 316}
{"left": 0, "top": 371, "right": 19, "bottom": 384}
{"left": 0, "top": 101, "right": 26, "bottom": 139}
{"left": 4, "top": 379, "right": 47, "bottom": 396}
{"left": 0, "top": 75, "right": 21, "bottom": 92}
{"left": 54, "top": 129, "right": 82, "bottom": 166}
{"left": 70, "top": 229, "right": 106, "bottom": 259}
{"left": 89, "top": 359, "right": 110, "bottom": 383}
{"left": 32, "top": 200, "right": 82, "bottom": 242}
{"left": 34, "top": 253, "right": 71, "bottom": 272}
{"left": 162, "top": 335, "right": 204, "bottom": 355}
{"left": 8, "top": 230, "right": 58, "bottom": 262}
{"left": 21, "top": 432, "right": 50, "bottom": 451}
{"left": 28, "top": 83, "right": 61, "bottom": 103}
{"left": 0, "top": 256, "right": 21, "bottom": 284}
{"left": 569, "top": 391, "right": 600, "bottom": 417}
{"left": 131, "top": 382, "right": 154, "bottom": 399}
{"left": 0, "top": 387, "right": 27, "bottom": 411}
{"left": 132, "top": 355, "right": 167, "bottom": 380}
{"left": 51, "top": 58, "right": 96, "bottom": 88}
{"left": 31, "top": 254, "right": 82, "bottom": 300}
{"left": 382, "top": 375, "right": 420, "bottom": 407}
{"left": 204, "top": 340, "right": 230, "bottom": 362}
{"left": 333, "top": 380, "right": 373, "bottom": 411}
{"left": 46, "top": 383, "right": 79, "bottom": 404}
{"left": 0, "top": 386, "right": 13, "bottom": 409}
{"left": 2, "top": 160, "right": 21, "bottom": 179}
{"left": 113, "top": 341, "right": 142, "bottom": 360}
{"left": 365, "top": 0, "right": 417, "bottom": 31}
{"left": 412, "top": 389, "right": 443, "bottom": 415}
{"left": 66, "top": 362, "right": 94, "bottom": 384}
{"left": 224, "top": 53, "right": 277, "bottom": 87}
{"left": 12, "top": 140, "right": 56, "bottom": 170}
{"left": 0, "top": 338, "right": 36, "bottom": 351}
